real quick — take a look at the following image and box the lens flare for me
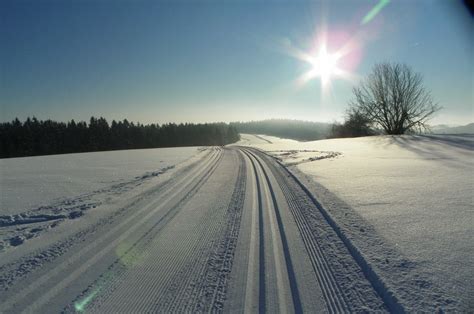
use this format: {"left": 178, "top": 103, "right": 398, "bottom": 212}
{"left": 289, "top": 30, "right": 361, "bottom": 93}
{"left": 361, "top": 0, "right": 390, "bottom": 25}
{"left": 74, "top": 288, "right": 101, "bottom": 312}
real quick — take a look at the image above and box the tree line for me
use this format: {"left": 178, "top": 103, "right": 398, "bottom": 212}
{"left": 0, "top": 117, "right": 240, "bottom": 158}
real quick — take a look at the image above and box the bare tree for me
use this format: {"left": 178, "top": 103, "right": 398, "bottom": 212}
{"left": 350, "top": 63, "right": 441, "bottom": 134}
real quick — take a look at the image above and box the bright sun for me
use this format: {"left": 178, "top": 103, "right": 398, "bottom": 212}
{"left": 312, "top": 45, "right": 340, "bottom": 86}
{"left": 289, "top": 32, "right": 359, "bottom": 92}
{"left": 295, "top": 43, "right": 345, "bottom": 90}
{"left": 291, "top": 35, "right": 358, "bottom": 91}
{"left": 300, "top": 43, "right": 344, "bottom": 89}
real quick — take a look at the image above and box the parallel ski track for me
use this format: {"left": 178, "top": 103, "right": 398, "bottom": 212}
{"left": 2, "top": 144, "right": 397, "bottom": 313}
{"left": 240, "top": 149, "right": 266, "bottom": 313}
{"left": 1, "top": 148, "right": 223, "bottom": 313}
{"left": 246, "top": 147, "right": 388, "bottom": 313}
{"left": 247, "top": 148, "right": 350, "bottom": 313}
{"left": 240, "top": 148, "right": 302, "bottom": 313}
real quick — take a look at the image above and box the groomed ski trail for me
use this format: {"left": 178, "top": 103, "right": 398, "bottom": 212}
{"left": 0, "top": 147, "right": 394, "bottom": 313}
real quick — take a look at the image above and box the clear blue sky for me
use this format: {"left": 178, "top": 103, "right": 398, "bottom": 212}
{"left": 1, "top": 0, "right": 472, "bottom": 125}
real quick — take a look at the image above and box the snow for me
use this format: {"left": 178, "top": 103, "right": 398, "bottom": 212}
{"left": 1, "top": 133, "right": 472, "bottom": 311}
{"left": 238, "top": 133, "right": 299, "bottom": 146}
{"left": 0, "top": 147, "right": 202, "bottom": 252}
{"left": 0, "top": 147, "right": 199, "bottom": 215}
{"left": 237, "top": 133, "right": 474, "bottom": 310}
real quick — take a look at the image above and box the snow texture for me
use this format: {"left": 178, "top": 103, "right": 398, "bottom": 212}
{"left": 0, "top": 147, "right": 199, "bottom": 251}
{"left": 1, "top": 134, "right": 472, "bottom": 312}
{"left": 1, "top": 147, "right": 198, "bottom": 214}
{"left": 238, "top": 133, "right": 474, "bottom": 311}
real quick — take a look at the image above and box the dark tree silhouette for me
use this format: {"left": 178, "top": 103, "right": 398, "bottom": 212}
{"left": 330, "top": 108, "right": 374, "bottom": 138}
{"left": 0, "top": 117, "right": 240, "bottom": 158}
{"left": 350, "top": 63, "right": 441, "bottom": 134}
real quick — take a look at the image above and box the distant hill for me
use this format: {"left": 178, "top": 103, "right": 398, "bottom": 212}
{"left": 230, "top": 119, "right": 332, "bottom": 141}
{"left": 432, "top": 123, "right": 474, "bottom": 134}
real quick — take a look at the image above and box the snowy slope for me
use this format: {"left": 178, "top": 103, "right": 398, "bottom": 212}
{"left": 238, "top": 133, "right": 474, "bottom": 310}
{"left": 0, "top": 147, "right": 201, "bottom": 251}
{"left": 1, "top": 147, "right": 199, "bottom": 214}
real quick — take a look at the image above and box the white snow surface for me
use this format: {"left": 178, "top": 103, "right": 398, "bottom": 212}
{"left": 1, "top": 134, "right": 472, "bottom": 311}
{"left": 237, "top": 133, "right": 474, "bottom": 309}
{"left": 1, "top": 147, "right": 199, "bottom": 214}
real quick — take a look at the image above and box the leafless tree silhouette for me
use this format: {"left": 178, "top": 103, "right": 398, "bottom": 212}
{"left": 351, "top": 63, "right": 441, "bottom": 134}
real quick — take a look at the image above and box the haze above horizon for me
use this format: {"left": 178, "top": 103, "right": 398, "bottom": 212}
{"left": 1, "top": 0, "right": 472, "bottom": 125}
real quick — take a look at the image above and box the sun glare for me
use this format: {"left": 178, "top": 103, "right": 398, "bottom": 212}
{"left": 296, "top": 43, "right": 345, "bottom": 89}
{"left": 311, "top": 45, "right": 341, "bottom": 86}
{"left": 288, "top": 30, "right": 361, "bottom": 93}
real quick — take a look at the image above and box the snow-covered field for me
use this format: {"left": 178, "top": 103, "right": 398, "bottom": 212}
{"left": 238, "top": 133, "right": 474, "bottom": 310}
{"left": 1, "top": 147, "right": 199, "bottom": 214}
{"left": 0, "top": 147, "right": 201, "bottom": 250}
{"left": 1, "top": 134, "right": 472, "bottom": 312}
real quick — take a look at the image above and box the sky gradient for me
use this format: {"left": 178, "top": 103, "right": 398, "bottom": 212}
{"left": 1, "top": 0, "right": 472, "bottom": 125}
